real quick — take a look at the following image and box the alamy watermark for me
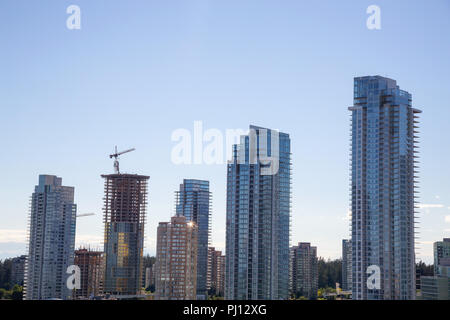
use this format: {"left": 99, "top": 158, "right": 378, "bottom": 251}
{"left": 367, "top": 5, "right": 381, "bottom": 30}
{"left": 66, "top": 265, "right": 81, "bottom": 290}
{"left": 171, "top": 121, "right": 280, "bottom": 175}
{"left": 64, "top": 5, "right": 380, "bottom": 31}
{"left": 66, "top": 5, "right": 81, "bottom": 30}
{"left": 367, "top": 265, "right": 381, "bottom": 290}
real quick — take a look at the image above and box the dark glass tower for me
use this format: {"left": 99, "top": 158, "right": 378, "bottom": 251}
{"left": 349, "top": 76, "right": 421, "bottom": 300}
{"left": 175, "top": 179, "right": 211, "bottom": 299}
{"left": 225, "top": 125, "right": 291, "bottom": 300}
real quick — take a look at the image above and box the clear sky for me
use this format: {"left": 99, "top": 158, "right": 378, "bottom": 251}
{"left": 1, "top": 0, "right": 449, "bottom": 263}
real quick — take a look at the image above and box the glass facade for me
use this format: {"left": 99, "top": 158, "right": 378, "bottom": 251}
{"left": 24, "top": 175, "right": 77, "bottom": 300}
{"left": 225, "top": 125, "right": 291, "bottom": 300}
{"left": 175, "top": 179, "right": 211, "bottom": 298}
{"left": 349, "top": 76, "right": 420, "bottom": 300}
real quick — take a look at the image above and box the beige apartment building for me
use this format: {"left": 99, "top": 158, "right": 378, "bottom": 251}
{"left": 155, "top": 215, "right": 198, "bottom": 300}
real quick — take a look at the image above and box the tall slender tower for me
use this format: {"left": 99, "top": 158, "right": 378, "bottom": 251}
{"left": 175, "top": 179, "right": 211, "bottom": 299}
{"left": 349, "top": 76, "right": 421, "bottom": 300}
{"left": 225, "top": 125, "right": 291, "bottom": 300}
{"left": 24, "top": 175, "right": 77, "bottom": 300}
{"left": 102, "top": 173, "right": 149, "bottom": 296}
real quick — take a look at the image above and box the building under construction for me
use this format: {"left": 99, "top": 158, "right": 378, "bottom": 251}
{"left": 102, "top": 173, "right": 149, "bottom": 297}
{"left": 74, "top": 248, "right": 104, "bottom": 299}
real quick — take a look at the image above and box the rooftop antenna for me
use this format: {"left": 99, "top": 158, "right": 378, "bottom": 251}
{"left": 109, "top": 146, "right": 135, "bottom": 174}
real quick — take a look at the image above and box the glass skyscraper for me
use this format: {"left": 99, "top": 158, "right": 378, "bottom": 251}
{"left": 175, "top": 179, "right": 211, "bottom": 299}
{"left": 225, "top": 125, "right": 291, "bottom": 300}
{"left": 24, "top": 175, "right": 77, "bottom": 300}
{"left": 349, "top": 76, "right": 421, "bottom": 300}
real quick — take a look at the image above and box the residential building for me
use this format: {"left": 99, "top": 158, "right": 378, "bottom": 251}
{"left": 24, "top": 175, "right": 77, "bottom": 300}
{"left": 145, "top": 266, "right": 155, "bottom": 290}
{"left": 434, "top": 238, "right": 450, "bottom": 275}
{"left": 175, "top": 179, "right": 211, "bottom": 299}
{"left": 349, "top": 76, "right": 420, "bottom": 300}
{"left": 342, "top": 239, "right": 352, "bottom": 292}
{"left": 420, "top": 276, "right": 450, "bottom": 300}
{"left": 11, "top": 255, "right": 27, "bottom": 286}
{"left": 207, "top": 247, "right": 225, "bottom": 297}
{"left": 154, "top": 215, "right": 198, "bottom": 300}
{"left": 217, "top": 254, "right": 225, "bottom": 297}
{"left": 421, "top": 238, "right": 450, "bottom": 300}
{"left": 225, "top": 125, "right": 291, "bottom": 300}
{"left": 290, "top": 242, "right": 318, "bottom": 299}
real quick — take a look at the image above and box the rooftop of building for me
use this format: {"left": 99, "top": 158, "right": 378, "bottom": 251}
{"left": 101, "top": 173, "right": 150, "bottom": 179}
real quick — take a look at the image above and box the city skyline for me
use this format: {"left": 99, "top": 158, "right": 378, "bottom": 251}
{"left": 1, "top": 1, "right": 450, "bottom": 265}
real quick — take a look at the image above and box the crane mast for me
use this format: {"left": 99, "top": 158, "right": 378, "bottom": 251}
{"left": 109, "top": 146, "right": 135, "bottom": 174}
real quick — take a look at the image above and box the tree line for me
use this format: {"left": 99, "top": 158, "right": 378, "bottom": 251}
{"left": 318, "top": 258, "right": 435, "bottom": 290}
{"left": 0, "top": 258, "right": 23, "bottom": 300}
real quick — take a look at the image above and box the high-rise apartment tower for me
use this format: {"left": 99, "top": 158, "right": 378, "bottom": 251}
{"left": 225, "top": 125, "right": 291, "bottom": 300}
{"left": 24, "top": 175, "right": 77, "bottom": 300}
{"left": 175, "top": 179, "right": 211, "bottom": 298}
{"left": 349, "top": 76, "right": 420, "bottom": 300}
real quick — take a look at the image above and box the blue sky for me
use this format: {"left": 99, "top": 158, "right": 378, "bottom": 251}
{"left": 1, "top": 0, "right": 450, "bottom": 263}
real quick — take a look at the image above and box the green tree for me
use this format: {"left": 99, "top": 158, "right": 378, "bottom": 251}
{"left": 318, "top": 257, "right": 342, "bottom": 288}
{"left": 416, "top": 261, "right": 434, "bottom": 277}
{"left": 143, "top": 255, "right": 156, "bottom": 269}
{"left": 0, "top": 259, "right": 13, "bottom": 290}
{"left": 416, "top": 261, "right": 434, "bottom": 290}
{"left": 11, "top": 285, "right": 23, "bottom": 300}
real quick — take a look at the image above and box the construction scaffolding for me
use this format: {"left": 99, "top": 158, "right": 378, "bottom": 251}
{"left": 74, "top": 248, "right": 104, "bottom": 299}
{"left": 101, "top": 173, "right": 149, "bottom": 296}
